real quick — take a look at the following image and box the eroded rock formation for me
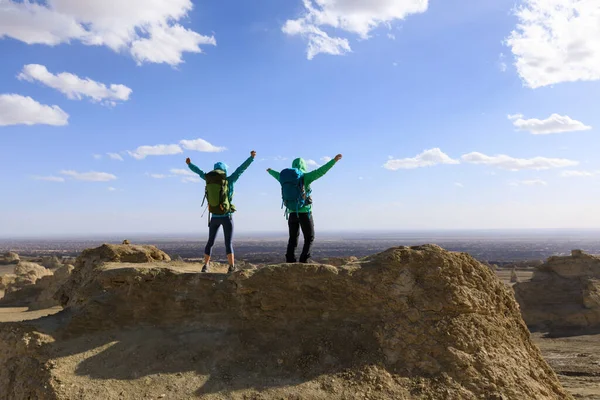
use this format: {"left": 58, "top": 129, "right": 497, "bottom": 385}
{"left": 0, "top": 244, "right": 571, "bottom": 400}
{"left": 514, "top": 249, "right": 600, "bottom": 334}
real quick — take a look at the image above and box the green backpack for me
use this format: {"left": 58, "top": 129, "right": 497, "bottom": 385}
{"left": 203, "top": 170, "right": 232, "bottom": 215}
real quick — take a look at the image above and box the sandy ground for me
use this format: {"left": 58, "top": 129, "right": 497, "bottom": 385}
{"left": 496, "top": 268, "right": 534, "bottom": 285}
{"left": 0, "top": 265, "right": 15, "bottom": 276}
{"left": 0, "top": 305, "right": 62, "bottom": 322}
{"left": 532, "top": 333, "right": 600, "bottom": 400}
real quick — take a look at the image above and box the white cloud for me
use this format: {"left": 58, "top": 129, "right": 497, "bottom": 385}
{"left": 0, "top": 0, "right": 215, "bottom": 66}
{"left": 506, "top": 0, "right": 600, "bottom": 88}
{"left": 321, "top": 156, "right": 332, "bottom": 163}
{"left": 510, "top": 113, "right": 591, "bottom": 134}
{"left": 498, "top": 53, "right": 507, "bottom": 72}
{"left": 0, "top": 93, "right": 68, "bottom": 126}
{"left": 461, "top": 152, "right": 578, "bottom": 171}
{"left": 170, "top": 168, "right": 201, "bottom": 183}
{"left": 387, "top": 33, "right": 396, "bottom": 40}
{"left": 60, "top": 170, "right": 117, "bottom": 182}
{"left": 179, "top": 138, "right": 226, "bottom": 153}
{"left": 148, "top": 173, "right": 168, "bottom": 179}
{"left": 32, "top": 176, "right": 64, "bottom": 182}
{"left": 170, "top": 169, "right": 195, "bottom": 176}
{"left": 181, "top": 176, "right": 201, "bottom": 183}
{"left": 282, "top": 20, "right": 351, "bottom": 60}
{"left": 384, "top": 148, "right": 459, "bottom": 170}
{"left": 107, "top": 187, "right": 116, "bottom": 191}
{"left": 18, "top": 64, "right": 132, "bottom": 105}
{"left": 107, "top": 153, "right": 124, "bottom": 161}
{"left": 126, "top": 138, "right": 225, "bottom": 160}
{"left": 560, "top": 170, "right": 599, "bottom": 177}
{"left": 509, "top": 179, "right": 548, "bottom": 186}
{"left": 128, "top": 144, "right": 182, "bottom": 160}
{"left": 306, "top": 159, "right": 320, "bottom": 168}
{"left": 130, "top": 23, "right": 216, "bottom": 66}
{"left": 274, "top": 156, "right": 288, "bottom": 161}
{"left": 454, "top": 182, "right": 464, "bottom": 188}
{"left": 283, "top": 0, "right": 428, "bottom": 59}
{"left": 93, "top": 154, "right": 102, "bottom": 160}
{"left": 358, "top": 176, "right": 364, "bottom": 180}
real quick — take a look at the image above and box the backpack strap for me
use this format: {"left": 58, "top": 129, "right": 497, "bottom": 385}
{"left": 201, "top": 187, "right": 207, "bottom": 208}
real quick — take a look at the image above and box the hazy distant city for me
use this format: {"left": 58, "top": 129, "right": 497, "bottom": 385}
{"left": 3, "top": 230, "right": 600, "bottom": 265}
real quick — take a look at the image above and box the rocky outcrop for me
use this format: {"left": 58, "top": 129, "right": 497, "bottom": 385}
{"left": 28, "top": 265, "right": 75, "bottom": 310}
{"left": 511, "top": 268, "right": 519, "bottom": 283}
{"left": 41, "top": 256, "right": 63, "bottom": 269}
{"left": 0, "top": 244, "right": 571, "bottom": 400}
{"left": 6, "top": 262, "right": 52, "bottom": 293}
{"left": 0, "top": 262, "right": 73, "bottom": 309}
{"left": 0, "top": 325, "right": 56, "bottom": 400}
{"left": 514, "top": 249, "right": 600, "bottom": 334}
{"left": 319, "top": 256, "right": 359, "bottom": 267}
{"left": 56, "top": 243, "right": 170, "bottom": 307}
{"left": 0, "top": 274, "right": 16, "bottom": 291}
{"left": 0, "top": 252, "right": 20, "bottom": 265}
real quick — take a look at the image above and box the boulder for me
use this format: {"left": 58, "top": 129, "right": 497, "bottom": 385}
{"left": 510, "top": 268, "right": 519, "bottom": 283}
{"left": 0, "top": 244, "right": 570, "bottom": 399}
{"left": 514, "top": 250, "right": 600, "bottom": 334}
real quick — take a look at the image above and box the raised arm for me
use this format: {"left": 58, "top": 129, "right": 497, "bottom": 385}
{"left": 186, "top": 158, "right": 206, "bottom": 180}
{"left": 304, "top": 154, "right": 342, "bottom": 185}
{"left": 267, "top": 168, "right": 281, "bottom": 181}
{"left": 228, "top": 151, "right": 256, "bottom": 184}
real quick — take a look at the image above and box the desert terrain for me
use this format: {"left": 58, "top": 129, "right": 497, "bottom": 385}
{"left": 1, "top": 241, "right": 600, "bottom": 399}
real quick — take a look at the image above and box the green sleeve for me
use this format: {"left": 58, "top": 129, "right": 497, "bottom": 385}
{"left": 304, "top": 159, "right": 337, "bottom": 185}
{"left": 268, "top": 169, "right": 280, "bottom": 181}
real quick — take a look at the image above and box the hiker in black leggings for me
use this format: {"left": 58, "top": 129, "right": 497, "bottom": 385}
{"left": 267, "top": 154, "right": 342, "bottom": 262}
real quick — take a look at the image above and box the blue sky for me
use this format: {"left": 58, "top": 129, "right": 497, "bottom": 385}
{"left": 1, "top": 0, "right": 600, "bottom": 236}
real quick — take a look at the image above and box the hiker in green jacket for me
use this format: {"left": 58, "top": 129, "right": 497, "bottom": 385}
{"left": 267, "top": 154, "right": 342, "bottom": 263}
{"left": 186, "top": 150, "right": 256, "bottom": 273}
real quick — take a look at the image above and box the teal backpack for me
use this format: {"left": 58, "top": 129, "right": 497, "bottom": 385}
{"left": 279, "top": 168, "right": 311, "bottom": 217}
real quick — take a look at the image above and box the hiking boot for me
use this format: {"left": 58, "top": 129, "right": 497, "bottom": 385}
{"left": 227, "top": 265, "right": 236, "bottom": 273}
{"left": 201, "top": 264, "right": 209, "bottom": 273}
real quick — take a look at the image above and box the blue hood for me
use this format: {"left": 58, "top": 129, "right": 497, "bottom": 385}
{"left": 213, "top": 162, "right": 228, "bottom": 174}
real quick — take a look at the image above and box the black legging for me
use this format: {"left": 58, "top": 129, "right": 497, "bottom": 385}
{"left": 286, "top": 212, "right": 314, "bottom": 263}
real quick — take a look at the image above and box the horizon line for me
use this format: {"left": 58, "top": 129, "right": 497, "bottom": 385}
{"left": 3, "top": 228, "right": 600, "bottom": 240}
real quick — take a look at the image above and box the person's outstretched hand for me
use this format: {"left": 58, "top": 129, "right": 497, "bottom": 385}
{"left": 334, "top": 154, "right": 343, "bottom": 162}
{"left": 251, "top": 150, "right": 257, "bottom": 158}
{"left": 186, "top": 157, "right": 191, "bottom": 165}
{"left": 266, "top": 168, "right": 272, "bottom": 172}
